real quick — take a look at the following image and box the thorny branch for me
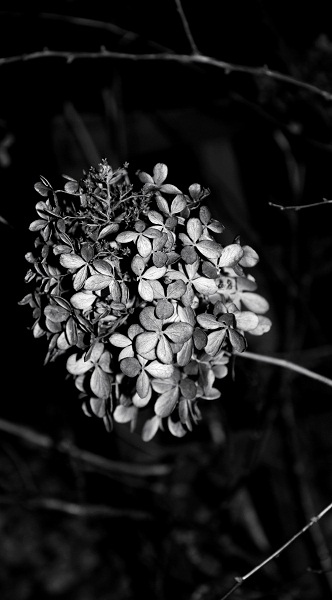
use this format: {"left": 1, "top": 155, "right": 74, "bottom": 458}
{"left": 174, "top": 0, "right": 200, "bottom": 55}
{"left": 270, "top": 199, "right": 332, "bottom": 211}
{"left": 219, "top": 501, "right": 332, "bottom": 600}
{"left": 0, "top": 49, "right": 332, "bottom": 102}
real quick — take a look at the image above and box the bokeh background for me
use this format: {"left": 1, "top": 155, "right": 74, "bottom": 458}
{"left": 1, "top": 1, "right": 332, "bottom": 598}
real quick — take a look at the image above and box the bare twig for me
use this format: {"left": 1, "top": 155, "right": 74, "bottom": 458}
{"left": 219, "top": 501, "right": 332, "bottom": 600}
{"left": 0, "top": 49, "right": 332, "bottom": 102}
{"left": 174, "top": 0, "right": 199, "bottom": 55}
{"left": 28, "top": 497, "right": 151, "bottom": 520}
{"left": 0, "top": 11, "right": 174, "bottom": 53}
{"left": 0, "top": 418, "right": 171, "bottom": 477}
{"left": 237, "top": 351, "right": 332, "bottom": 389}
{"left": 269, "top": 199, "right": 332, "bottom": 211}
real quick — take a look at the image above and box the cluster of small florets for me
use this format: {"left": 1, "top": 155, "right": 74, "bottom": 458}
{"left": 20, "top": 161, "right": 272, "bottom": 440}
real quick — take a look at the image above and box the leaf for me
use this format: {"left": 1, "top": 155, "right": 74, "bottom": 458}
{"left": 218, "top": 244, "right": 244, "bottom": 267}
{"left": 136, "top": 332, "right": 158, "bottom": 356}
{"left": 193, "top": 277, "right": 218, "bottom": 295}
{"left": 137, "top": 235, "right": 152, "bottom": 257}
{"left": 139, "top": 306, "right": 161, "bottom": 332}
{"left": 65, "top": 317, "right": 78, "bottom": 345}
{"left": 60, "top": 253, "right": 86, "bottom": 270}
{"left": 29, "top": 219, "right": 47, "bottom": 231}
{"left": 199, "top": 205, "right": 211, "bottom": 225}
{"left": 155, "top": 299, "right": 174, "bottom": 319}
{"left": 73, "top": 265, "right": 88, "bottom": 291}
{"left": 154, "top": 388, "right": 179, "bottom": 417}
{"left": 116, "top": 230, "right": 138, "bottom": 243}
{"left": 156, "top": 336, "right": 173, "bottom": 364}
{"left": 98, "top": 223, "right": 120, "bottom": 239}
{"left": 44, "top": 304, "right": 68, "bottom": 322}
{"left": 164, "top": 322, "right": 193, "bottom": 344}
{"left": 93, "top": 259, "right": 113, "bottom": 276}
{"left": 120, "top": 357, "right": 141, "bottom": 377}
{"left": 136, "top": 370, "right": 150, "bottom": 398}
{"left": 145, "top": 361, "right": 173, "bottom": 378}
{"left": 228, "top": 328, "right": 247, "bottom": 352}
{"left": 187, "top": 218, "right": 203, "bottom": 243}
{"left": 171, "top": 195, "right": 187, "bottom": 214}
{"left": 193, "top": 327, "right": 207, "bottom": 350}
{"left": 181, "top": 246, "right": 198, "bottom": 264}
{"left": 84, "top": 274, "right": 112, "bottom": 291}
{"left": 148, "top": 210, "right": 164, "bottom": 225}
{"left": 34, "top": 182, "right": 49, "bottom": 196}
{"left": 114, "top": 405, "right": 137, "bottom": 423}
{"left": 160, "top": 183, "right": 182, "bottom": 194}
{"left": 235, "top": 311, "right": 259, "bottom": 331}
{"left": 167, "top": 417, "right": 187, "bottom": 437}
{"left": 205, "top": 329, "right": 227, "bottom": 355}
{"left": 67, "top": 354, "right": 93, "bottom": 375}
{"left": 138, "top": 279, "right": 154, "bottom": 302}
{"left": 176, "top": 338, "right": 194, "bottom": 367}
{"left": 196, "top": 313, "right": 220, "bottom": 330}
{"left": 91, "top": 366, "right": 112, "bottom": 398}
{"left": 167, "top": 280, "right": 186, "bottom": 299}
{"left": 143, "top": 265, "right": 167, "bottom": 280}
{"left": 133, "top": 387, "right": 151, "bottom": 408}
{"left": 142, "top": 416, "right": 161, "bottom": 442}
{"left": 241, "top": 292, "right": 270, "bottom": 314}
{"left": 153, "top": 163, "right": 168, "bottom": 186}
{"left": 131, "top": 254, "right": 145, "bottom": 276}
{"left": 179, "top": 378, "right": 196, "bottom": 399}
{"left": 109, "top": 333, "right": 131, "bottom": 348}
{"left": 248, "top": 315, "right": 272, "bottom": 336}
{"left": 70, "top": 291, "right": 96, "bottom": 310}
{"left": 196, "top": 240, "right": 223, "bottom": 260}
{"left": 239, "top": 245, "right": 259, "bottom": 267}
{"left": 90, "top": 397, "right": 106, "bottom": 418}
{"left": 64, "top": 180, "right": 79, "bottom": 194}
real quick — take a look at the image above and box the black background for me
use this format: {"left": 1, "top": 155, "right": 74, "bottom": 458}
{"left": 1, "top": 2, "right": 332, "bottom": 599}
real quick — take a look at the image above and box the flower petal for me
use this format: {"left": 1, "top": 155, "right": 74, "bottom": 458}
{"left": 155, "top": 388, "right": 179, "bottom": 417}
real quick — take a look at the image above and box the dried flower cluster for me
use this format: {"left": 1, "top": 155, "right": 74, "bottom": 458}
{"left": 20, "top": 161, "right": 272, "bottom": 440}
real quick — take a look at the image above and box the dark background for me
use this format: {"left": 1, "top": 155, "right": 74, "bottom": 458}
{"left": 1, "top": 2, "right": 332, "bottom": 599}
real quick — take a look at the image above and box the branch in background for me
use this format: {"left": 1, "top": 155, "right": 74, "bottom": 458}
{"left": 28, "top": 497, "right": 151, "bottom": 520}
{"left": 0, "top": 418, "right": 171, "bottom": 477}
{"left": 237, "top": 351, "right": 332, "bottom": 389}
{"left": 174, "top": 0, "right": 199, "bottom": 54}
{"left": 270, "top": 199, "right": 332, "bottom": 211}
{"left": 1, "top": 49, "right": 332, "bottom": 102}
{"left": 219, "top": 501, "right": 332, "bottom": 600}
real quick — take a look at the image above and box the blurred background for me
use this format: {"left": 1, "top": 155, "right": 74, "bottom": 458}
{"left": 1, "top": 1, "right": 332, "bottom": 598}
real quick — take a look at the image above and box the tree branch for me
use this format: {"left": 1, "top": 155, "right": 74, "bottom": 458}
{"left": 0, "top": 49, "right": 331, "bottom": 101}
{"left": 269, "top": 199, "right": 332, "bottom": 211}
{"left": 237, "top": 351, "right": 332, "bottom": 389}
{"left": 0, "top": 418, "right": 171, "bottom": 477}
{"left": 219, "top": 501, "right": 332, "bottom": 600}
{"left": 174, "top": 0, "right": 199, "bottom": 54}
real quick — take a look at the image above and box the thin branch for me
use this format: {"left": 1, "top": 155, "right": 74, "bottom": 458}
{"left": 237, "top": 351, "right": 332, "bottom": 389}
{"left": 0, "top": 49, "right": 332, "bottom": 102}
{"left": 219, "top": 501, "right": 332, "bottom": 600}
{"left": 0, "top": 418, "right": 171, "bottom": 477}
{"left": 0, "top": 11, "right": 174, "bottom": 53}
{"left": 269, "top": 199, "right": 332, "bottom": 211}
{"left": 174, "top": 0, "right": 199, "bottom": 54}
{"left": 27, "top": 497, "right": 151, "bottom": 520}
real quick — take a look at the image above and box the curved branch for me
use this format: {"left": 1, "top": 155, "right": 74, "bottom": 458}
{"left": 0, "top": 49, "right": 331, "bottom": 101}
{"left": 237, "top": 350, "right": 332, "bottom": 388}
{"left": 0, "top": 418, "right": 171, "bottom": 477}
